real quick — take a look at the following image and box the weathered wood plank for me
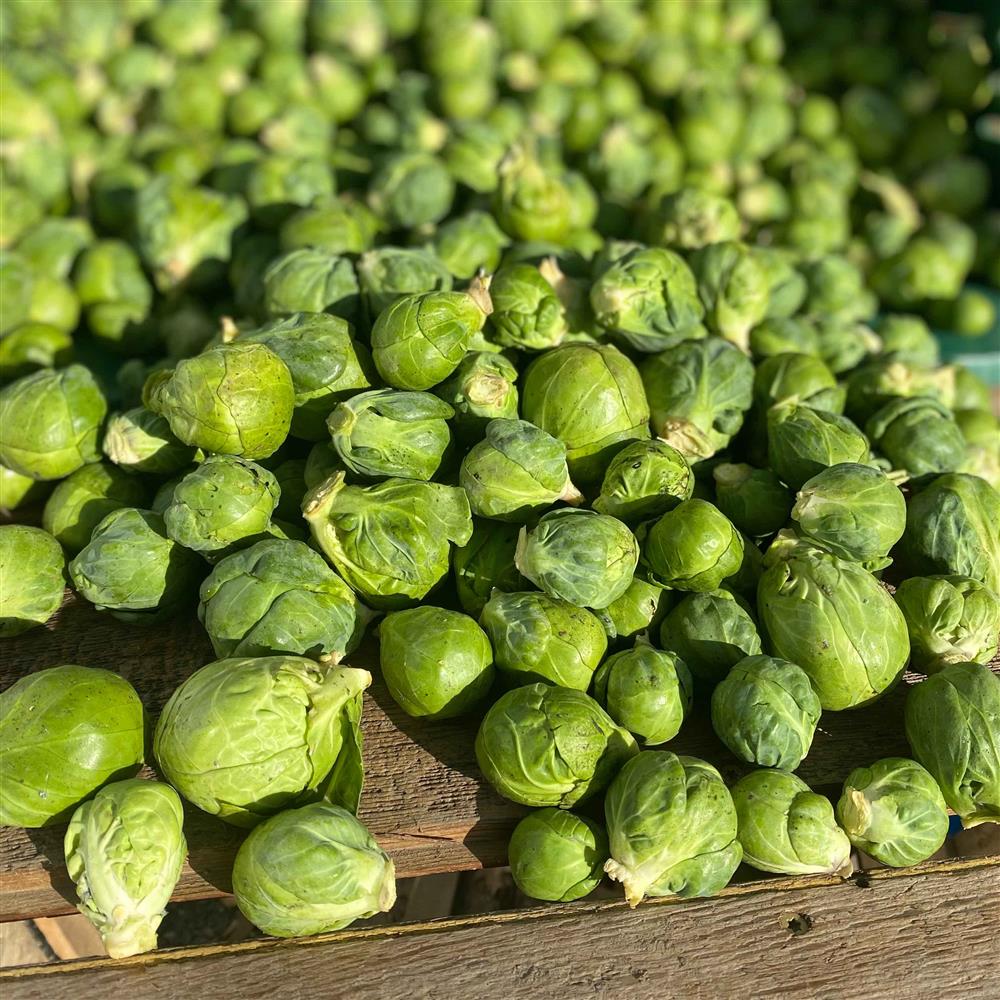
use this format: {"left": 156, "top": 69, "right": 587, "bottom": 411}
{"left": 3, "top": 856, "right": 998, "bottom": 999}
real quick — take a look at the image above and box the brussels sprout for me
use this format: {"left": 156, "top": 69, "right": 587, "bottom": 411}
{"left": 877, "top": 314, "right": 939, "bottom": 368}
{"left": 604, "top": 751, "right": 742, "bottom": 905}
{"left": 752, "top": 249, "right": 808, "bottom": 323}
{"left": 904, "top": 662, "right": 1000, "bottom": 827}
{"left": 0, "top": 462, "right": 48, "bottom": 510}
{"left": 432, "top": 210, "right": 511, "bottom": 280}
{"left": 732, "top": 770, "right": 852, "bottom": 876}
{"left": 488, "top": 263, "right": 568, "bottom": 352}
{"left": 866, "top": 397, "right": 966, "bottom": 477}
{"left": 0, "top": 525, "right": 64, "bottom": 637}
{"left": 244, "top": 155, "right": 335, "bottom": 229}
{"left": 0, "top": 665, "right": 144, "bottom": 827}
{"left": 758, "top": 536, "right": 909, "bottom": 710}
{"left": 70, "top": 508, "right": 204, "bottom": 623}
{"left": 836, "top": 758, "right": 949, "bottom": 868}
{"left": 595, "top": 575, "right": 672, "bottom": 645}
{"left": 816, "top": 319, "right": 882, "bottom": 375}
{"left": 802, "top": 254, "right": 874, "bottom": 323}
{"left": 475, "top": 683, "right": 637, "bottom": 807}
{"left": 646, "top": 188, "right": 741, "bottom": 250}
{"left": 368, "top": 151, "right": 454, "bottom": 229}
{"left": 494, "top": 143, "right": 573, "bottom": 244}
{"left": 843, "top": 360, "right": 949, "bottom": 427}
{"left": 453, "top": 520, "right": 526, "bottom": 618}
{"left": 443, "top": 121, "right": 507, "bottom": 193}
{"left": 711, "top": 655, "right": 821, "bottom": 770}
{"left": 954, "top": 408, "right": 1000, "bottom": 450}
{"left": 0, "top": 322, "right": 73, "bottom": 379}
{"left": 304, "top": 472, "right": 473, "bottom": 609}
{"left": 749, "top": 318, "right": 819, "bottom": 360}
{"left": 592, "top": 440, "right": 694, "bottom": 525}
{"left": 155, "top": 657, "right": 371, "bottom": 826}
{"left": 433, "top": 352, "right": 519, "bottom": 443}
{"left": 690, "top": 242, "right": 769, "bottom": 351}
{"left": 65, "top": 780, "right": 186, "bottom": 958}
{"left": 521, "top": 343, "right": 650, "bottom": 486}
{"left": 357, "top": 246, "right": 453, "bottom": 321}
{"left": 371, "top": 279, "right": 492, "bottom": 391}
{"left": 16, "top": 216, "right": 93, "bottom": 279}
{"left": 143, "top": 343, "right": 295, "bottom": 460}
{"left": 712, "top": 464, "right": 791, "bottom": 539}
{"left": 279, "top": 198, "right": 380, "bottom": 255}
{"left": 261, "top": 248, "right": 361, "bottom": 323}
{"left": 232, "top": 803, "right": 395, "bottom": 937}
{"left": 508, "top": 808, "right": 609, "bottom": 903}
{"left": 641, "top": 339, "right": 754, "bottom": 461}
{"left": 379, "top": 606, "right": 494, "bottom": 718}
{"left": 199, "top": 536, "right": 370, "bottom": 661}
{"left": 791, "top": 463, "right": 905, "bottom": 566}
{"left": 102, "top": 407, "right": 199, "bottom": 476}
{"left": 0, "top": 365, "right": 107, "bottom": 480}
{"left": 752, "top": 352, "right": 845, "bottom": 416}
{"left": 480, "top": 590, "right": 607, "bottom": 691}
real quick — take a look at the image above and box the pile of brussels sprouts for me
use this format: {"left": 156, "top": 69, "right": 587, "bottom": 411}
{"left": 1, "top": 0, "right": 1000, "bottom": 959}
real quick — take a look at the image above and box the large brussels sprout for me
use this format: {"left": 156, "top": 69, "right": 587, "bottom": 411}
{"left": 711, "top": 655, "right": 821, "bottom": 770}
{"left": 508, "top": 808, "right": 609, "bottom": 903}
{"left": 904, "top": 661, "right": 1000, "bottom": 827}
{"left": 199, "top": 539, "right": 370, "bottom": 661}
{"left": 712, "top": 463, "right": 791, "bottom": 538}
{"left": 232, "top": 803, "right": 395, "bottom": 937}
{"left": 65, "top": 780, "right": 186, "bottom": 958}
{"left": 102, "top": 407, "right": 199, "bottom": 476}
{"left": 155, "top": 657, "right": 371, "bottom": 826}
{"left": 521, "top": 343, "right": 650, "bottom": 487}
{"left": 0, "top": 365, "right": 107, "bottom": 480}
{"left": 329, "top": 389, "right": 453, "bottom": 482}
{"left": 0, "top": 525, "right": 64, "bottom": 637}
{"left": 261, "top": 248, "right": 361, "bottom": 322}
{"left": 480, "top": 590, "right": 607, "bottom": 691}
{"left": 475, "top": 683, "right": 637, "bottom": 807}
{"left": 0, "top": 665, "right": 144, "bottom": 827}
{"left": 357, "top": 246, "right": 452, "bottom": 320}
{"left": 453, "top": 519, "right": 526, "bottom": 617}
{"left": 592, "top": 439, "right": 694, "bottom": 525}
{"left": 690, "top": 242, "right": 769, "bottom": 351}
{"left": 866, "top": 397, "right": 966, "bottom": 477}
{"left": 304, "top": 472, "right": 472, "bottom": 609}
{"left": 732, "top": 770, "right": 852, "bottom": 876}
{"left": 433, "top": 352, "right": 519, "bottom": 443}
{"left": 368, "top": 151, "right": 454, "bottom": 229}
{"left": 379, "top": 606, "right": 494, "bottom": 718}
{"left": 758, "top": 537, "right": 909, "bottom": 710}
{"left": 489, "top": 263, "right": 568, "bottom": 351}
{"left": 603, "top": 751, "right": 742, "bottom": 906}
{"left": 640, "top": 338, "right": 754, "bottom": 460}
{"left": 836, "top": 758, "right": 949, "bottom": 868}
{"left": 143, "top": 343, "right": 295, "bottom": 460}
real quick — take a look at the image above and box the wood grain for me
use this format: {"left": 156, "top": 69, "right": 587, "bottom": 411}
{"left": 3, "top": 855, "right": 998, "bottom": 999}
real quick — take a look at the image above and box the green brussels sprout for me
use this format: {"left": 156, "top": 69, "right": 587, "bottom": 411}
{"left": 432, "top": 210, "right": 511, "bottom": 280}
{"left": 877, "top": 314, "right": 939, "bottom": 368}
{"left": 913, "top": 155, "right": 990, "bottom": 218}
{"left": 16, "top": 217, "right": 93, "bottom": 279}
{"left": 0, "top": 665, "right": 144, "bottom": 827}
{"left": 379, "top": 606, "right": 494, "bottom": 718}
{"left": 102, "top": 407, "right": 200, "bottom": 477}
{"left": 843, "top": 360, "right": 949, "bottom": 427}
{"left": 493, "top": 143, "right": 574, "bottom": 244}
{"left": 0, "top": 525, "right": 64, "bottom": 637}
{"left": 816, "top": 319, "right": 882, "bottom": 375}
{"left": 261, "top": 248, "right": 361, "bottom": 323}
{"left": 489, "top": 263, "right": 568, "bottom": 351}
{"left": 751, "top": 250, "right": 807, "bottom": 323}
{"left": 645, "top": 187, "right": 740, "bottom": 250}
{"left": 0, "top": 322, "right": 73, "bottom": 379}
{"left": 836, "top": 758, "right": 949, "bottom": 868}
{"left": 329, "top": 389, "right": 453, "bottom": 483}
{"left": 595, "top": 575, "right": 671, "bottom": 645}
{"left": 643, "top": 499, "right": 744, "bottom": 593}
{"left": 42, "top": 462, "right": 149, "bottom": 554}
{"left": 758, "top": 536, "right": 909, "bottom": 710}
{"left": 475, "top": 682, "right": 637, "bottom": 807}
{"left": 953, "top": 408, "right": 999, "bottom": 450}
{"left": 732, "top": 769, "right": 852, "bottom": 876}
{"left": 155, "top": 656, "right": 371, "bottom": 826}
{"left": 279, "top": 198, "right": 380, "bottom": 255}
{"left": 0, "top": 365, "right": 107, "bottom": 480}
{"left": 641, "top": 339, "right": 754, "bottom": 461}
{"left": 143, "top": 343, "right": 295, "bottom": 460}
{"left": 871, "top": 236, "right": 966, "bottom": 309}
{"left": 951, "top": 366, "right": 993, "bottom": 413}
{"left": 368, "top": 151, "right": 454, "bottom": 229}
{"left": 70, "top": 508, "right": 204, "bottom": 623}
{"left": 244, "top": 156, "right": 335, "bottom": 229}
{"left": 304, "top": 472, "right": 473, "bottom": 609}
{"left": 481, "top": 589, "right": 607, "bottom": 691}
{"left": 752, "top": 353, "right": 845, "bottom": 416}
{"left": 433, "top": 352, "right": 519, "bottom": 443}
{"left": 232, "top": 803, "right": 395, "bottom": 937}
{"left": 866, "top": 397, "right": 966, "bottom": 478}
{"left": 590, "top": 247, "right": 705, "bottom": 354}
{"left": 0, "top": 461, "right": 48, "bottom": 510}
{"left": 508, "top": 808, "right": 609, "bottom": 903}
{"left": 904, "top": 662, "right": 1000, "bottom": 827}
{"left": 802, "top": 254, "right": 874, "bottom": 324}
{"left": 749, "top": 318, "right": 819, "bottom": 360}
{"left": 357, "top": 246, "right": 453, "bottom": 321}
{"left": 371, "top": 279, "right": 492, "bottom": 391}
{"left": 690, "top": 242, "right": 769, "bottom": 352}
{"left": 592, "top": 440, "right": 694, "bottom": 525}
{"left": 604, "top": 751, "right": 742, "bottom": 905}
{"left": 711, "top": 655, "right": 821, "bottom": 770}
{"left": 303, "top": 441, "right": 340, "bottom": 491}
{"left": 65, "top": 779, "right": 186, "bottom": 958}
{"left": 901, "top": 474, "right": 1000, "bottom": 593}
{"left": 453, "top": 520, "right": 526, "bottom": 618}
{"left": 443, "top": 121, "right": 507, "bottom": 193}
{"left": 712, "top": 464, "right": 791, "bottom": 538}
{"left": 791, "top": 463, "right": 905, "bottom": 566}
{"left": 943, "top": 287, "right": 997, "bottom": 338}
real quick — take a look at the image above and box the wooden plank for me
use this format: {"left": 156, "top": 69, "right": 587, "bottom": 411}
{"left": 3, "top": 855, "right": 998, "bottom": 999}
{"left": 31, "top": 916, "right": 103, "bottom": 961}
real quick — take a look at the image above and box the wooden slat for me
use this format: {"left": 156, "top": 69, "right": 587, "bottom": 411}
{"left": 3, "top": 855, "right": 998, "bottom": 999}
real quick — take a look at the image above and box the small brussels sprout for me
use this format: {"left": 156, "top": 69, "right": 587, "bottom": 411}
{"left": 791, "top": 463, "right": 906, "bottom": 566}
{"left": 843, "top": 360, "right": 948, "bottom": 427}
{"left": 0, "top": 365, "right": 107, "bottom": 480}
{"left": 711, "top": 655, "right": 821, "bottom": 770}
{"left": 357, "top": 246, "right": 453, "bottom": 321}
{"left": 244, "top": 155, "right": 334, "bottom": 229}
{"left": 712, "top": 464, "right": 791, "bottom": 539}
{"left": 261, "top": 248, "right": 361, "bottom": 322}
{"left": 489, "top": 263, "right": 568, "bottom": 351}
{"left": 368, "top": 151, "right": 454, "bottom": 229}
{"left": 802, "top": 254, "right": 874, "bottom": 323}
{"left": 371, "top": 279, "right": 492, "bottom": 391}
{"left": 904, "top": 662, "right": 1000, "bottom": 827}
{"left": 732, "top": 770, "right": 852, "bottom": 876}
{"left": 494, "top": 143, "right": 573, "bottom": 244}
{"left": 432, "top": 210, "right": 511, "bottom": 280}
{"left": 433, "top": 352, "right": 519, "bottom": 443}
{"left": 102, "top": 407, "right": 200, "bottom": 476}
{"left": 233, "top": 803, "right": 395, "bottom": 937}
{"left": 641, "top": 338, "right": 754, "bottom": 460}
{"left": 475, "top": 683, "right": 637, "bottom": 808}
{"left": 604, "top": 751, "right": 742, "bottom": 905}
{"left": 304, "top": 472, "right": 473, "bottom": 609}
{"left": 0, "top": 322, "right": 73, "bottom": 379}
{"left": 279, "top": 198, "right": 380, "bottom": 256}
{"left": 65, "top": 780, "right": 186, "bottom": 958}
{"left": 752, "top": 352, "right": 845, "bottom": 416}
{"left": 0, "top": 665, "right": 144, "bottom": 827}
{"left": 379, "top": 606, "right": 494, "bottom": 719}
{"left": 753, "top": 249, "right": 808, "bottom": 322}
{"left": 595, "top": 576, "right": 672, "bottom": 646}
{"left": 70, "top": 508, "right": 204, "bottom": 623}
{"left": 954, "top": 408, "right": 1000, "bottom": 450}
{"left": 0, "top": 525, "right": 64, "bottom": 637}
{"left": 155, "top": 657, "right": 371, "bottom": 826}
{"left": 749, "top": 317, "right": 819, "bottom": 360}
{"left": 836, "top": 758, "right": 949, "bottom": 868}
{"left": 877, "top": 314, "right": 939, "bottom": 368}
{"left": 329, "top": 389, "right": 453, "bottom": 482}
{"left": 690, "top": 242, "right": 769, "bottom": 352}
{"left": 816, "top": 319, "right": 882, "bottom": 375}
{"left": 866, "top": 397, "right": 966, "bottom": 477}
{"left": 646, "top": 188, "right": 741, "bottom": 250}
{"left": 143, "top": 343, "right": 295, "bottom": 460}
{"left": 508, "top": 808, "right": 609, "bottom": 903}
{"left": 453, "top": 520, "right": 526, "bottom": 618}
